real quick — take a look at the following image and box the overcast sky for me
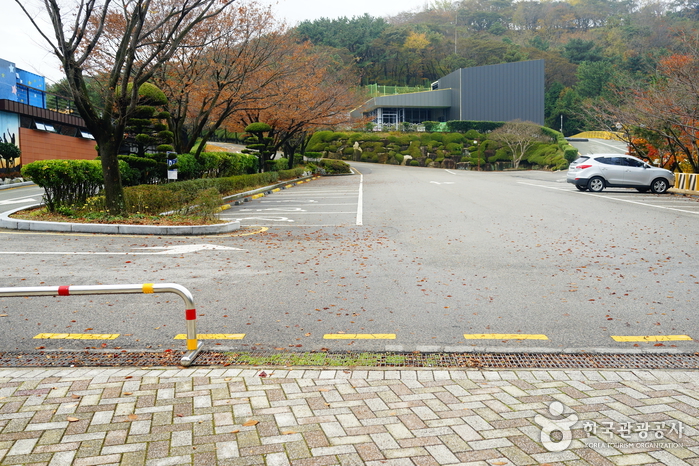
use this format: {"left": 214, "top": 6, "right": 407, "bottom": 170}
{"left": 2, "top": 0, "right": 429, "bottom": 85}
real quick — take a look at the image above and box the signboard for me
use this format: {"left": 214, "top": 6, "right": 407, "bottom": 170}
{"left": 167, "top": 152, "right": 178, "bottom": 181}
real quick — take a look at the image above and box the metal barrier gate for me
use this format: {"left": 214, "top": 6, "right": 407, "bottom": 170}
{"left": 0, "top": 283, "right": 203, "bottom": 366}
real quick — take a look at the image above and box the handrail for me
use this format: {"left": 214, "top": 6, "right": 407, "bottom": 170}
{"left": 0, "top": 283, "right": 203, "bottom": 366}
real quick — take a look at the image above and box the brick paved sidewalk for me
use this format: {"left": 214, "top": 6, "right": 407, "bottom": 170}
{"left": 1, "top": 367, "right": 698, "bottom": 465}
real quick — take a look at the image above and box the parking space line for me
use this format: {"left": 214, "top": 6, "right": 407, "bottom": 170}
{"left": 356, "top": 172, "right": 364, "bottom": 226}
{"left": 33, "top": 333, "right": 120, "bottom": 340}
{"left": 174, "top": 334, "right": 245, "bottom": 340}
{"left": 518, "top": 181, "right": 699, "bottom": 214}
{"left": 463, "top": 333, "right": 549, "bottom": 340}
{"left": 611, "top": 335, "right": 693, "bottom": 342}
{"left": 324, "top": 334, "right": 395, "bottom": 339}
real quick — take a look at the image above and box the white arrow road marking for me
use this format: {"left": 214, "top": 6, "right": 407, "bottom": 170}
{"left": 430, "top": 181, "right": 455, "bottom": 185}
{"left": 0, "top": 244, "right": 244, "bottom": 255}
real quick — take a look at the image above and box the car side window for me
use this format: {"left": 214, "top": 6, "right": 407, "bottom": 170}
{"left": 596, "top": 157, "right": 612, "bottom": 165}
{"left": 624, "top": 158, "right": 643, "bottom": 167}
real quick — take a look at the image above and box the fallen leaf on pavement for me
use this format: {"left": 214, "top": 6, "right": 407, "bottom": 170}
{"left": 243, "top": 420, "right": 259, "bottom": 426}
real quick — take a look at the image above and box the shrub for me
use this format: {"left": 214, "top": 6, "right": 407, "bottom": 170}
{"left": 464, "top": 129, "right": 482, "bottom": 140}
{"left": 422, "top": 121, "right": 439, "bottom": 132}
{"left": 182, "top": 187, "right": 223, "bottom": 220}
{"left": 264, "top": 157, "right": 288, "bottom": 171}
{"left": 443, "top": 133, "right": 465, "bottom": 145}
{"left": 446, "top": 142, "right": 463, "bottom": 155}
{"left": 318, "top": 159, "right": 351, "bottom": 174}
{"left": 22, "top": 159, "right": 103, "bottom": 212}
{"left": 410, "top": 160, "right": 420, "bottom": 166}
{"left": 124, "top": 184, "right": 181, "bottom": 214}
{"left": 118, "top": 155, "right": 163, "bottom": 185}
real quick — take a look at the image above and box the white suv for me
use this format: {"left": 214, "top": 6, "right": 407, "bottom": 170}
{"left": 567, "top": 154, "right": 675, "bottom": 193}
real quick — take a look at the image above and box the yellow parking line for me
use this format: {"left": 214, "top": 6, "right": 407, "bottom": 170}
{"left": 463, "top": 333, "right": 549, "bottom": 340}
{"left": 323, "top": 334, "right": 396, "bottom": 340}
{"left": 173, "top": 334, "right": 246, "bottom": 340}
{"left": 34, "top": 333, "right": 120, "bottom": 340}
{"left": 611, "top": 335, "right": 693, "bottom": 342}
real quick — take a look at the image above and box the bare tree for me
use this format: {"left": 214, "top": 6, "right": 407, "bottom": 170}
{"left": 14, "top": 0, "right": 236, "bottom": 214}
{"left": 489, "top": 120, "right": 548, "bottom": 169}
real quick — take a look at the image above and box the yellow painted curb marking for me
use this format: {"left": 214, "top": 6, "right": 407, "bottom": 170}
{"left": 272, "top": 188, "right": 281, "bottom": 193}
{"left": 611, "top": 335, "right": 693, "bottom": 342}
{"left": 463, "top": 333, "right": 549, "bottom": 340}
{"left": 323, "top": 334, "right": 396, "bottom": 340}
{"left": 34, "top": 333, "right": 120, "bottom": 340}
{"left": 143, "top": 283, "right": 154, "bottom": 294}
{"left": 174, "top": 334, "right": 246, "bottom": 340}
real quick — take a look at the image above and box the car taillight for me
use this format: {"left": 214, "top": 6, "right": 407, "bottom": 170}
{"left": 576, "top": 164, "right": 592, "bottom": 169}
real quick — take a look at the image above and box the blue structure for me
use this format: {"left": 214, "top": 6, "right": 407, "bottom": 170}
{"left": 0, "top": 58, "right": 46, "bottom": 109}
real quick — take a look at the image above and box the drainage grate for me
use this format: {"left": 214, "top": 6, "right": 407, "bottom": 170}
{"left": 1, "top": 350, "right": 699, "bottom": 370}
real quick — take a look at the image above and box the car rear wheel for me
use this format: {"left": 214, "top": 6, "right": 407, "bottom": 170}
{"left": 651, "top": 178, "right": 670, "bottom": 194}
{"left": 575, "top": 184, "right": 587, "bottom": 191}
{"left": 588, "top": 177, "right": 605, "bottom": 192}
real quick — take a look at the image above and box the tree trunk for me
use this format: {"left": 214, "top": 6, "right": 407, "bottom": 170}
{"left": 98, "top": 139, "right": 126, "bottom": 215}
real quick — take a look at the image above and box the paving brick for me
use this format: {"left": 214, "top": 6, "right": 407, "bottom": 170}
{"left": 3, "top": 368, "right": 699, "bottom": 466}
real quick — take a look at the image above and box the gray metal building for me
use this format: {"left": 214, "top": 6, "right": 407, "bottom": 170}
{"left": 351, "top": 60, "right": 544, "bottom": 130}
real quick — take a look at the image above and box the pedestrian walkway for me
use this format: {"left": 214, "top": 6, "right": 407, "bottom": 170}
{"left": 0, "top": 366, "right": 697, "bottom": 465}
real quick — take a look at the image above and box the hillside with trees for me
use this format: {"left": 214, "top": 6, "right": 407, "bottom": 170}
{"left": 294, "top": 0, "right": 699, "bottom": 135}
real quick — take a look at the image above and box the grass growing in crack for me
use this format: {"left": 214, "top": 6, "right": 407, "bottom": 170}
{"left": 226, "top": 352, "right": 408, "bottom": 367}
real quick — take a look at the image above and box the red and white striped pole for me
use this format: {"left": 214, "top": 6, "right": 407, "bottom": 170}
{"left": 0, "top": 283, "right": 202, "bottom": 366}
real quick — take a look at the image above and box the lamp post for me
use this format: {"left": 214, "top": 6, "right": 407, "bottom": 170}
{"left": 560, "top": 114, "right": 564, "bottom": 134}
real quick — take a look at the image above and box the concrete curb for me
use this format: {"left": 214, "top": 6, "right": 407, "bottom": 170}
{"left": 0, "top": 204, "right": 241, "bottom": 235}
{"left": 0, "top": 180, "right": 34, "bottom": 190}
{"left": 0, "top": 174, "right": 321, "bottom": 235}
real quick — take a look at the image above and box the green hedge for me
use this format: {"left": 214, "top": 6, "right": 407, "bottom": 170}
{"left": 446, "top": 121, "right": 504, "bottom": 133}
{"left": 21, "top": 158, "right": 307, "bottom": 215}
{"left": 21, "top": 160, "right": 103, "bottom": 212}
{"left": 125, "top": 167, "right": 306, "bottom": 215}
